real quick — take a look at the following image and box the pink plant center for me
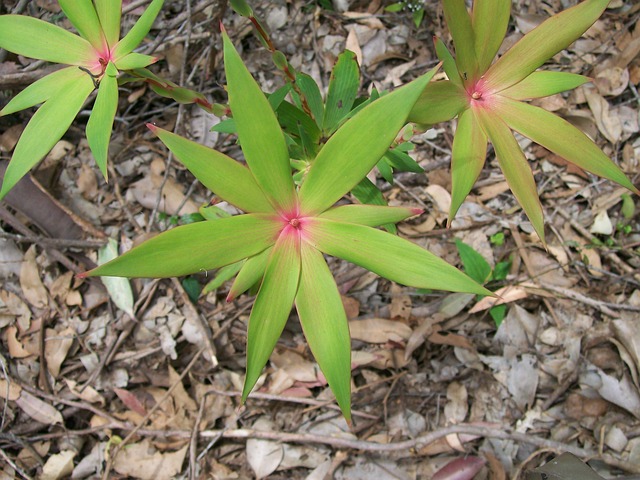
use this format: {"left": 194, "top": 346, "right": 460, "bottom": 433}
{"left": 466, "top": 78, "right": 494, "bottom": 110}
{"left": 279, "top": 210, "right": 311, "bottom": 242}
{"left": 89, "top": 45, "right": 115, "bottom": 77}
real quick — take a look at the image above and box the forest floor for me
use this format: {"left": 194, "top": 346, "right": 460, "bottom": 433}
{"left": 0, "top": 0, "right": 640, "bottom": 478}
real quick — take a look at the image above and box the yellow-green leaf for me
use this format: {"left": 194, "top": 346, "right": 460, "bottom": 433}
{"left": 151, "top": 126, "right": 275, "bottom": 213}
{"left": 223, "top": 32, "right": 296, "bottom": 213}
{"left": 495, "top": 96, "right": 638, "bottom": 194}
{"left": 296, "top": 243, "right": 351, "bottom": 421}
{"left": 408, "top": 81, "right": 467, "bottom": 125}
{"left": 450, "top": 107, "right": 487, "bottom": 223}
{"left": 86, "top": 62, "right": 119, "bottom": 179}
{"left": 442, "top": 0, "right": 478, "bottom": 81}
{"left": 83, "top": 214, "right": 280, "bottom": 278}
{"left": 307, "top": 218, "right": 492, "bottom": 296}
{"left": 242, "top": 233, "right": 301, "bottom": 401}
{"left": 59, "top": 0, "right": 105, "bottom": 51}
{"left": 112, "top": 0, "right": 164, "bottom": 59}
{"left": 0, "top": 15, "right": 95, "bottom": 66}
{"left": 227, "top": 247, "right": 272, "bottom": 301}
{"left": 319, "top": 204, "right": 421, "bottom": 227}
{"left": 499, "top": 71, "right": 590, "bottom": 100}
{"left": 0, "top": 74, "right": 95, "bottom": 200}
{"left": 300, "top": 67, "right": 438, "bottom": 215}
{"left": 475, "top": 107, "right": 545, "bottom": 242}
{"left": 95, "top": 0, "right": 122, "bottom": 48}
{"left": 484, "top": 0, "right": 610, "bottom": 91}
{"left": 472, "top": 0, "right": 511, "bottom": 73}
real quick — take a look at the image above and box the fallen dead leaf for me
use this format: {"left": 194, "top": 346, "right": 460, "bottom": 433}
{"left": 246, "top": 417, "right": 284, "bottom": 479}
{"left": 0, "top": 378, "right": 22, "bottom": 401}
{"left": 16, "top": 390, "right": 63, "bottom": 425}
{"left": 40, "top": 450, "right": 75, "bottom": 480}
{"left": 112, "top": 439, "right": 188, "bottom": 480}
{"left": 349, "top": 318, "right": 412, "bottom": 343}
{"left": 45, "top": 327, "right": 74, "bottom": 377}
{"left": 20, "top": 245, "right": 48, "bottom": 309}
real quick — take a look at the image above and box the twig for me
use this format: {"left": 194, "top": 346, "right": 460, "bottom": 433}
{"left": 0, "top": 448, "right": 32, "bottom": 480}
{"left": 0, "top": 231, "right": 106, "bottom": 249}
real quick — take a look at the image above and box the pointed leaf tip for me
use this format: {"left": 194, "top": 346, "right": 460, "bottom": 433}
{"left": 146, "top": 122, "right": 158, "bottom": 132}
{"left": 411, "top": 208, "right": 424, "bottom": 216}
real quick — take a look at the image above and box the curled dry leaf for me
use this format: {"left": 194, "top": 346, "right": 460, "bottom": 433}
{"left": 45, "top": 327, "right": 74, "bottom": 377}
{"left": 20, "top": 245, "right": 48, "bottom": 309}
{"left": 0, "top": 378, "right": 21, "bottom": 400}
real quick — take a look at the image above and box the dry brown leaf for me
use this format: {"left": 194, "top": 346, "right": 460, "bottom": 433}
{"left": 5, "top": 325, "right": 32, "bottom": 359}
{"left": 246, "top": 417, "right": 284, "bottom": 479}
{"left": 345, "top": 27, "right": 363, "bottom": 66}
{"left": 469, "top": 285, "right": 529, "bottom": 313}
{"left": 0, "top": 378, "right": 22, "bottom": 401}
{"left": 64, "top": 379, "right": 105, "bottom": 405}
{"left": 349, "top": 318, "right": 412, "bottom": 343}
{"left": 444, "top": 382, "right": 468, "bottom": 424}
{"left": 428, "top": 330, "right": 474, "bottom": 350}
{"left": 20, "top": 245, "right": 48, "bottom": 309}
{"left": 114, "top": 387, "right": 148, "bottom": 416}
{"left": 16, "top": 391, "right": 63, "bottom": 425}
{"left": 584, "top": 86, "right": 622, "bottom": 143}
{"left": 389, "top": 284, "right": 412, "bottom": 320}
{"left": 77, "top": 163, "right": 98, "bottom": 199}
{"left": 45, "top": 327, "right": 74, "bottom": 377}
{"left": 594, "top": 66, "right": 629, "bottom": 96}
{"left": 40, "top": 450, "right": 75, "bottom": 480}
{"left": 126, "top": 158, "right": 199, "bottom": 215}
{"left": 477, "top": 180, "right": 510, "bottom": 202}
{"left": 112, "top": 440, "right": 188, "bottom": 480}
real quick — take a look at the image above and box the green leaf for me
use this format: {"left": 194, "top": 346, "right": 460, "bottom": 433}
{"left": 323, "top": 50, "right": 360, "bottom": 134}
{"left": 242, "top": 233, "right": 301, "bottom": 401}
{"left": 98, "top": 238, "right": 135, "bottom": 318}
{"left": 0, "top": 67, "right": 84, "bottom": 116}
{"left": 307, "top": 218, "right": 492, "bottom": 296}
{"left": 0, "top": 74, "right": 95, "bottom": 200}
{"left": 112, "top": 0, "right": 164, "bottom": 59}
{"left": 385, "top": 3, "right": 404, "bottom": 12}
{"left": 83, "top": 214, "right": 280, "bottom": 278}
{"left": 223, "top": 33, "right": 297, "bottom": 213}
{"left": 300, "top": 67, "right": 438, "bottom": 215}
{"left": 435, "top": 38, "right": 463, "bottom": 88}
{"left": 384, "top": 149, "right": 423, "bottom": 173}
{"left": 115, "top": 52, "right": 157, "bottom": 70}
{"left": 455, "top": 239, "right": 491, "bottom": 284}
{"left": 95, "top": 0, "right": 122, "bottom": 48}
{"left": 59, "top": 0, "right": 105, "bottom": 50}
{"left": 494, "top": 97, "right": 639, "bottom": 194}
{"left": 86, "top": 62, "right": 119, "bottom": 179}
{"left": 296, "top": 244, "right": 351, "bottom": 421}
{"left": 202, "top": 261, "right": 244, "bottom": 294}
{"left": 276, "top": 100, "right": 321, "bottom": 151}
{"left": 489, "top": 304, "right": 507, "bottom": 326}
{"left": 408, "top": 81, "right": 467, "bottom": 125}
{"left": 442, "top": 0, "right": 478, "bottom": 81}
{"left": 227, "top": 247, "right": 272, "bottom": 301}
{"left": 351, "top": 177, "right": 396, "bottom": 234}
{"left": 450, "top": 107, "right": 487, "bottom": 222}
{"left": 499, "top": 71, "right": 590, "bottom": 100}
{"left": 295, "top": 72, "right": 324, "bottom": 127}
{"left": 484, "top": 0, "right": 610, "bottom": 91}
{"left": 229, "top": 0, "right": 254, "bottom": 17}
{"left": 472, "top": 0, "right": 511, "bottom": 73}
{"left": 0, "top": 15, "right": 95, "bottom": 66}
{"left": 150, "top": 126, "right": 275, "bottom": 213}
{"left": 319, "top": 204, "right": 421, "bottom": 227}
{"left": 377, "top": 158, "right": 394, "bottom": 184}
{"left": 475, "top": 107, "right": 546, "bottom": 242}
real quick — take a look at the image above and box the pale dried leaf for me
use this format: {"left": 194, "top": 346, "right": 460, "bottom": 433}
{"left": 16, "top": 391, "right": 63, "bottom": 424}
{"left": 98, "top": 239, "right": 134, "bottom": 318}
{"left": 20, "top": 245, "right": 48, "bottom": 309}
{"left": 584, "top": 86, "right": 622, "bottom": 143}
{"left": 581, "top": 365, "right": 640, "bottom": 418}
{"left": 0, "top": 378, "right": 21, "bottom": 401}
{"left": 64, "top": 379, "right": 105, "bottom": 405}
{"left": 469, "top": 285, "right": 528, "bottom": 313}
{"left": 112, "top": 440, "right": 188, "bottom": 480}
{"left": 349, "top": 318, "right": 412, "bottom": 343}
{"left": 246, "top": 417, "right": 284, "bottom": 479}
{"left": 45, "top": 328, "right": 74, "bottom": 378}
{"left": 40, "top": 450, "right": 75, "bottom": 480}
{"left": 444, "top": 382, "right": 468, "bottom": 424}
{"left": 590, "top": 210, "right": 613, "bottom": 235}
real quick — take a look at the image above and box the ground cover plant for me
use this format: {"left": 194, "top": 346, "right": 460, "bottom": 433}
{"left": 409, "top": 0, "right": 638, "bottom": 241}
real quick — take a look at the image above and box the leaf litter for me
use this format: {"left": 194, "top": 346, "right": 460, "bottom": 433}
{"left": 0, "top": 0, "right": 639, "bottom": 478}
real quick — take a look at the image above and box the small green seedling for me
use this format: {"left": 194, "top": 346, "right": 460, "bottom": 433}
{"left": 409, "top": 0, "right": 638, "bottom": 242}
{"left": 385, "top": 0, "right": 427, "bottom": 28}
{"left": 80, "top": 31, "right": 491, "bottom": 421}
{"left": 455, "top": 239, "right": 511, "bottom": 325}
